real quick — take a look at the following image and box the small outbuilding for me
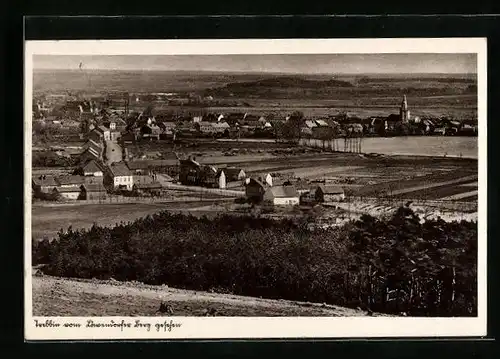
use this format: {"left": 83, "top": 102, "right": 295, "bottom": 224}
{"left": 80, "top": 183, "right": 107, "bottom": 200}
{"left": 315, "top": 184, "right": 345, "bottom": 203}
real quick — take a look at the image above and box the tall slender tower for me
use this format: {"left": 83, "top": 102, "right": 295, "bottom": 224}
{"left": 400, "top": 95, "right": 410, "bottom": 123}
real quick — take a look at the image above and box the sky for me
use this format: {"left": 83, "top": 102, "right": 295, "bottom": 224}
{"left": 33, "top": 54, "right": 477, "bottom": 74}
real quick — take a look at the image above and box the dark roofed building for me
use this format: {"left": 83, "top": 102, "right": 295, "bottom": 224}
{"left": 80, "top": 183, "right": 107, "bottom": 200}
{"left": 244, "top": 177, "right": 268, "bottom": 203}
{"left": 32, "top": 175, "right": 58, "bottom": 195}
{"left": 315, "top": 184, "right": 345, "bottom": 202}
{"left": 126, "top": 158, "right": 179, "bottom": 176}
{"left": 52, "top": 186, "right": 82, "bottom": 200}
{"left": 224, "top": 168, "right": 246, "bottom": 181}
{"left": 56, "top": 175, "right": 86, "bottom": 187}
{"left": 82, "top": 159, "right": 105, "bottom": 176}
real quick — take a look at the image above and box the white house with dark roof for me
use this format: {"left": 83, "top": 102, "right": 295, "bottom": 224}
{"left": 263, "top": 184, "right": 300, "bottom": 206}
{"left": 106, "top": 162, "right": 133, "bottom": 190}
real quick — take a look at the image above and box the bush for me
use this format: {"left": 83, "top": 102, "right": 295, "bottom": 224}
{"left": 33, "top": 207, "right": 477, "bottom": 316}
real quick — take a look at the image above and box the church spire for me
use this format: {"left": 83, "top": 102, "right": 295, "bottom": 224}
{"left": 400, "top": 94, "right": 410, "bottom": 122}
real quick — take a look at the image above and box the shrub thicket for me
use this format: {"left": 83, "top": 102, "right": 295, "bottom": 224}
{"left": 33, "top": 207, "right": 477, "bottom": 316}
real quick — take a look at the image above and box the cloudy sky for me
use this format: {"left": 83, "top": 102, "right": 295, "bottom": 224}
{"left": 33, "top": 54, "right": 477, "bottom": 74}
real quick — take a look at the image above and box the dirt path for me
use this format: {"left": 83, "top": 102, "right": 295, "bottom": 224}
{"left": 32, "top": 275, "right": 386, "bottom": 317}
{"left": 105, "top": 140, "right": 122, "bottom": 165}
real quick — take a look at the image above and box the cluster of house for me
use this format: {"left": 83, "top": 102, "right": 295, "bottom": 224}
{"left": 32, "top": 158, "right": 177, "bottom": 200}
{"left": 34, "top": 94, "right": 477, "bottom": 148}
{"left": 177, "top": 156, "right": 246, "bottom": 189}
{"left": 244, "top": 176, "right": 346, "bottom": 206}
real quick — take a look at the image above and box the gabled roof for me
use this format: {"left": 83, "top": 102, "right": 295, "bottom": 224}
{"left": 224, "top": 168, "right": 245, "bottom": 177}
{"left": 245, "top": 177, "right": 266, "bottom": 188}
{"left": 82, "top": 159, "right": 104, "bottom": 173}
{"left": 56, "top": 175, "right": 86, "bottom": 186}
{"left": 317, "top": 184, "right": 344, "bottom": 194}
{"left": 315, "top": 119, "right": 329, "bottom": 127}
{"left": 265, "top": 185, "right": 299, "bottom": 198}
{"left": 108, "top": 162, "right": 132, "bottom": 177}
{"left": 97, "top": 125, "right": 109, "bottom": 133}
{"left": 32, "top": 175, "right": 58, "bottom": 187}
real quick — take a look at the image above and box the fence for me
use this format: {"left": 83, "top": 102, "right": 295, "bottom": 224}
{"left": 299, "top": 137, "right": 363, "bottom": 153}
{"left": 162, "top": 182, "right": 245, "bottom": 197}
{"left": 33, "top": 195, "right": 236, "bottom": 207}
{"left": 338, "top": 195, "right": 478, "bottom": 213}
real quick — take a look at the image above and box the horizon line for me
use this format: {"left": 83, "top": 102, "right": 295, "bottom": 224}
{"left": 33, "top": 68, "right": 477, "bottom": 76}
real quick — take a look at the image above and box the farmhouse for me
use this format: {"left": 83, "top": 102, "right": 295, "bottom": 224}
{"left": 179, "top": 157, "right": 202, "bottom": 185}
{"left": 224, "top": 168, "right": 246, "bottom": 182}
{"left": 263, "top": 184, "right": 300, "bottom": 206}
{"left": 200, "top": 165, "right": 226, "bottom": 189}
{"left": 80, "top": 183, "right": 107, "bottom": 200}
{"left": 244, "top": 177, "right": 268, "bottom": 203}
{"left": 52, "top": 186, "right": 81, "bottom": 200}
{"left": 32, "top": 175, "right": 58, "bottom": 195}
{"left": 106, "top": 162, "right": 133, "bottom": 191}
{"left": 315, "top": 184, "right": 345, "bottom": 203}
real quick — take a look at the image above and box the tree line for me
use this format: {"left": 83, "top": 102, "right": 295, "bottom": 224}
{"left": 33, "top": 206, "right": 477, "bottom": 316}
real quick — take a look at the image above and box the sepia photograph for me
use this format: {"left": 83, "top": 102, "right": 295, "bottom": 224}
{"left": 24, "top": 38, "right": 486, "bottom": 340}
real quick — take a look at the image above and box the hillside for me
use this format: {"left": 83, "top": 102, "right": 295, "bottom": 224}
{"left": 32, "top": 275, "right": 386, "bottom": 317}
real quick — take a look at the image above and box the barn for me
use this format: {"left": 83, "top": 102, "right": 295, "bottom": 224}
{"left": 315, "top": 184, "right": 345, "bottom": 203}
{"left": 263, "top": 184, "right": 300, "bottom": 206}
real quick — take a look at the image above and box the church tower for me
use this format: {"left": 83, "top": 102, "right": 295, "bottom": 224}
{"left": 400, "top": 95, "right": 410, "bottom": 123}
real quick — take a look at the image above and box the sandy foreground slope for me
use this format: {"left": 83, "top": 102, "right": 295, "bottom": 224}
{"left": 32, "top": 275, "right": 390, "bottom": 317}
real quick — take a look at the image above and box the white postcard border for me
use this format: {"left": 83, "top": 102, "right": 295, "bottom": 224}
{"left": 24, "top": 38, "right": 487, "bottom": 340}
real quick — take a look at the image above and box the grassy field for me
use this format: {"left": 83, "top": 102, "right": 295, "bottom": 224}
{"left": 33, "top": 275, "right": 384, "bottom": 317}
{"left": 31, "top": 201, "right": 216, "bottom": 240}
